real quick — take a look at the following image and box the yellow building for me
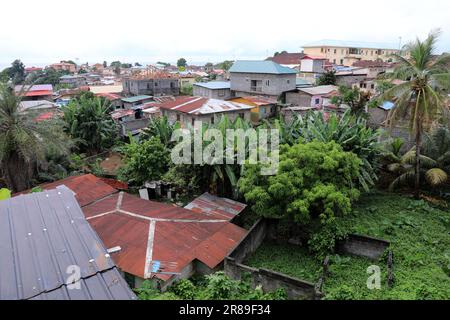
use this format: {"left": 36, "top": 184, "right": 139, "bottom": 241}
{"left": 302, "top": 40, "right": 406, "bottom": 66}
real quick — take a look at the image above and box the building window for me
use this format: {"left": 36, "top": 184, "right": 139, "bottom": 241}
{"left": 334, "top": 49, "right": 337, "bottom": 54}
{"left": 340, "top": 59, "right": 344, "bottom": 65}
{"left": 154, "top": 82, "right": 158, "bottom": 87}
{"left": 238, "top": 113, "right": 245, "bottom": 119}
{"left": 176, "top": 114, "right": 181, "bottom": 122}
{"left": 170, "top": 82, "right": 175, "bottom": 88}
{"left": 211, "top": 116, "right": 215, "bottom": 124}
{"left": 321, "top": 48, "right": 324, "bottom": 53}
{"left": 315, "top": 98, "right": 320, "bottom": 105}
{"left": 371, "top": 84, "right": 375, "bottom": 89}
{"left": 218, "top": 89, "right": 225, "bottom": 97}
{"left": 265, "top": 80, "right": 270, "bottom": 86}
{"left": 333, "top": 59, "right": 336, "bottom": 64}
{"left": 287, "top": 79, "right": 290, "bottom": 84}
{"left": 250, "top": 80, "right": 262, "bottom": 92}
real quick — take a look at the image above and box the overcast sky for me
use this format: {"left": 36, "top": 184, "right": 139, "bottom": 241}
{"left": 1, "top": 0, "right": 449, "bottom": 67}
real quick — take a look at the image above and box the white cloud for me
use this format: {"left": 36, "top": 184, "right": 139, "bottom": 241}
{"left": 0, "top": 0, "right": 449, "bottom": 67}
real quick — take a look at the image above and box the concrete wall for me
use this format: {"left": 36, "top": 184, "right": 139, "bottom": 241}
{"left": 225, "top": 257, "right": 319, "bottom": 300}
{"left": 286, "top": 91, "right": 312, "bottom": 107}
{"left": 123, "top": 78, "right": 180, "bottom": 96}
{"left": 120, "top": 118, "right": 151, "bottom": 136}
{"left": 230, "top": 73, "right": 296, "bottom": 97}
{"left": 336, "top": 74, "right": 367, "bottom": 87}
{"left": 228, "top": 219, "right": 269, "bottom": 263}
{"left": 193, "top": 85, "right": 232, "bottom": 100}
{"left": 336, "top": 234, "right": 390, "bottom": 260}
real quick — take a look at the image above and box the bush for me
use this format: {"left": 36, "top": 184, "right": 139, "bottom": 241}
{"left": 119, "top": 136, "right": 171, "bottom": 186}
{"left": 239, "top": 141, "right": 361, "bottom": 225}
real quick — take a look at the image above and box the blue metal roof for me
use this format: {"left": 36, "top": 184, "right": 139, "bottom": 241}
{"left": 229, "top": 60, "right": 297, "bottom": 74}
{"left": 303, "top": 39, "right": 400, "bottom": 50}
{"left": 194, "top": 81, "right": 231, "bottom": 89}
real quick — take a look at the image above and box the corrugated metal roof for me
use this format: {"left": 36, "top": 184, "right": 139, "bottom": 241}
{"left": 229, "top": 60, "right": 297, "bottom": 74}
{"left": 184, "top": 192, "right": 247, "bottom": 220}
{"left": 266, "top": 52, "right": 305, "bottom": 65}
{"left": 193, "top": 81, "right": 231, "bottom": 90}
{"left": 303, "top": 39, "right": 400, "bottom": 50}
{"left": 298, "top": 85, "right": 339, "bottom": 96}
{"left": 0, "top": 188, "right": 136, "bottom": 300}
{"left": 157, "top": 96, "right": 252, "bottom": 115}
{"left": 121, "top": 95, "right": 153, "bottom": 103}
{"left": 15, "top": 175, "right": 248, "bottom": 284}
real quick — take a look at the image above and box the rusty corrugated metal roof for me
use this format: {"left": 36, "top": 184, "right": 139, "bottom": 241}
{"left": 184, "top": 192, "right": 247, "bottom": 220}
{"left": 83, "top": 191, "right": 247, "bottom": 280}
{"left": 0, "top": 188, "right": 136, "bottom": 300}
{"left": 17, "top": 175, "right": 248, "bottom": 284}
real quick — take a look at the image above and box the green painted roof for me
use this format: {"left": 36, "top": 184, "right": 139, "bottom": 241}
{"left": 229, "top": 60, "right": 297, "bottom": 75}
{"left": 121, "top": 95, "right": 152, "bottom": 103}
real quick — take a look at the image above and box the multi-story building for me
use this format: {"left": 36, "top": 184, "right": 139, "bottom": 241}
{"left": 123, "top": 73, "right": 180, "bottom": 96}
{"left": 229, "top": 60, "right": 297, "bottom": 99}
{"left": 302, "top": 40, "right": 404, "bottom": 66}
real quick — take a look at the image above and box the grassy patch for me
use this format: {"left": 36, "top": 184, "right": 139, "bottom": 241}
{"left": 244, "top": 192, "right": 450, "bottom": 300}
{"left": 245, "top": 243, "right": 322, "bottom": 283}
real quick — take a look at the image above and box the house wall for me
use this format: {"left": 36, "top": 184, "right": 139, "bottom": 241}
{"left": 193, "top": 86, "right": 232, "bottom": 100}
{"left": 230, "top": 73, "right": 296, "bottom": 97}
{"left": 162, "top": 109, "right": 251, "bottom": 127}
{"left": 336, "top": 74, "right": 367, "bottom": 87}
{"left": 303, "top": 46, "right": 402, "bottom": 66}
{"left": 285, "top": 91, "right": 312, "bottom": 107}
{"left": 336, "top": 234, "right": 390, "bottom": 261}
{"left": 123, "top": 79, "right": 180, "bottom": 96}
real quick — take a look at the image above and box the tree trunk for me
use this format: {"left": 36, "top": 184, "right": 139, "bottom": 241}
{"left": 414, "top": 118, "right": 422, "bottom": 200}
{"left": 3, "top": 153, "right": 32, "bottom": 193}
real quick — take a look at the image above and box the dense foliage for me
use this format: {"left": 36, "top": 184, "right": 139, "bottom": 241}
{"left": 63, "top": 92, "right": 118, "bottom": 155}
{"left": 263, "top": 110, "right": 381, "bottom": 192}
{"left": 239, "top": 141, "right": 361, "bottom": 225}
{"left": 380, "top": 30, "right": 450, "bottom": 198}
{"left": 0, "top": 83, "right": 69, "bottom": 191}
{"left": 135, "top": 272, "right": 287, "bottom": 300}
{"left": 387, "top": 126, "right": 450, "bottom": 191}
{"left": 316, "top": 70, "right": 337, "bottom": 86}
{"left": 119, "top": 136, "right": 170, "bottom": 185}
{"left": 245, "top": 192, "right": 450, "bottom": 300}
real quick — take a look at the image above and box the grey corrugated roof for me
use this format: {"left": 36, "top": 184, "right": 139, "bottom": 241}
{"left": 302, "top": 39, "right": 400, "bottom": 50}
{"left": 121, "top": 95, "right": 153, "bottom": 103}
{"left": 229, "top": 60, "right": 297, "bottom": 74}
{"left": 0, "top": 187, "right": 136, "bottom": 300}
{"left": 193, "top": 81, "right": 231, "bottom": 89}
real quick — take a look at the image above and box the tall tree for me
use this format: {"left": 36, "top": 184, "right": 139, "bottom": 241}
{"left": 382, "top": 29, "right": 450, "bottom": 198}
{"left": 4, "top": 59, "right": 26, "bottom": 84}
{"left": 177, "top": 58, "right": 187, "bottom": 68}
{"left": 0, "top": 83, "right": 68, "bottom": 192}
{"left": 316, "top": 70, "right": 337, "bottom": 86}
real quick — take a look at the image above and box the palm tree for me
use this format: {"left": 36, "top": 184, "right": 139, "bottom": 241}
{"left": 0, "top": 83, "right": 68, "bottom": 192}
{"left": 388, "top": 126, "right": 450, "bottom": 191}
{"left": 382, "top": 30, "right": 450, "bottom": 198}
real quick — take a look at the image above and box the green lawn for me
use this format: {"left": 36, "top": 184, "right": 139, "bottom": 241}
{"left": 245, "top": 192, "right": 450, "bottom": 300}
